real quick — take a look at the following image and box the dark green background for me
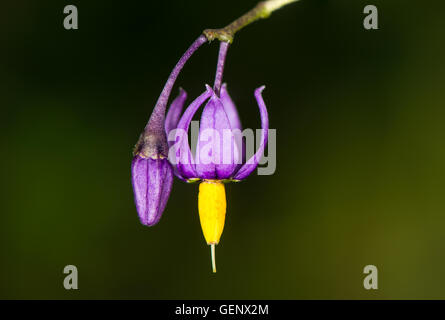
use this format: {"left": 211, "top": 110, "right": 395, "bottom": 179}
{"left": 1, "top": 0, "right": 445, "bottom": 299}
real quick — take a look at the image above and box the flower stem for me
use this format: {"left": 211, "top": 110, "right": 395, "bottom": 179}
{"left": 213, "top": 41, "right": 230, "bottom": 96}
{"left": 203, "top": 0, "right": 299, "bottom": 43}
{"left": 145, "top": 35, "right": 207, "bottom": 134}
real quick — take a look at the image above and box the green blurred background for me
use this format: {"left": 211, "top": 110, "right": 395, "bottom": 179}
{"left": 1, "top": 0, "right": 445, "bottom": 299}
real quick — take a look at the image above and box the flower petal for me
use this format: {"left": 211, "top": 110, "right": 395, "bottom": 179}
{"left": 220, "top": 83, "right": 242, "bottom": 131}
{"left": 165, "top": 88, "right": 187, "bottom": 145}
{"left": 232, "top": 86, "right": 269, "bottom": 181}
{"left": 196, "top": 94, "right": 239, "bottom": 180}
{"left": 174, "top": 85, "right": 213, "bottom": 179}
{"left": 164, "top": 88, "right": 188, "bottom": 180}
{"left": 221, "top": 83, "right": 245, "bottom": 167}
{"left": 131, "top": 156, "right": 173, "bottom": 226}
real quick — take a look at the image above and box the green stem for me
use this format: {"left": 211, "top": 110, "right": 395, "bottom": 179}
{"left": 203, "top": 0, "right": 299, "bottom": 43}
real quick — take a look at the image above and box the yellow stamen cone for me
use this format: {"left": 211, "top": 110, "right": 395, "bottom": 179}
{"left": 198, "top": 180, "right": 226, "bottom": 272}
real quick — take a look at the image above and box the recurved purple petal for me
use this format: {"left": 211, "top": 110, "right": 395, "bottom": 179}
{"left": 165, "top": 88, "right": 187, "bottom": 145}
{"left": 195, "top": 94, "right": 240, "bottom": 180}
{"left": 232, "top": 86, "right": 269, "bottom": 181}
{"left": 174, "top": 85, "right": 213, "bottom": 179}
{"left": 131, "top": 155, "right": 173, "bottom": 226}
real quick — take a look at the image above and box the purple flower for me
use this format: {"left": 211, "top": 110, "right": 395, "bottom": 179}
{"left": 165, "top": 83, "right": 269, "bottom": 182}
{"left": 164, "top": 78, "right": 269, "bottom": 273}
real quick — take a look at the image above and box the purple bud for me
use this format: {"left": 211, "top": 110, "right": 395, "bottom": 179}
{"left": 131, "top": 155, "right": 173, "bottom": 226}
